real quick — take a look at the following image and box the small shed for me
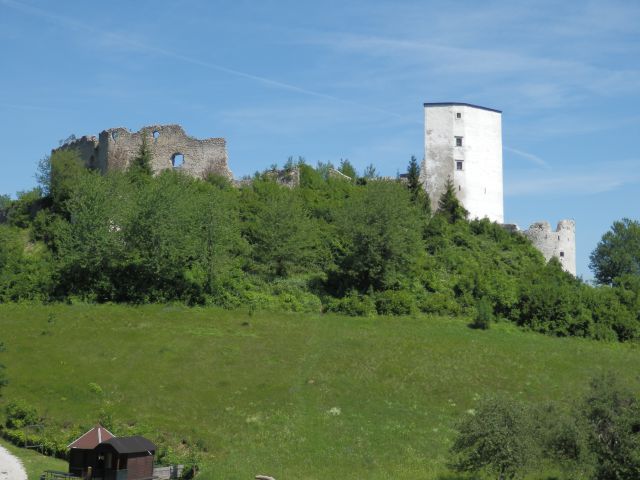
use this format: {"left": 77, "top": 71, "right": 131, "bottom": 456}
{"left": 66, "top": 425, "right": 156, "bottom": 480}
{"left": 94, "top": 436, "right": 156, "bottom": 480}
{"left": 68, "top": 424, "right": 115, "bottom": 477}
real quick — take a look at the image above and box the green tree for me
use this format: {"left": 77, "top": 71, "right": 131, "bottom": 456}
{"left": 0, "top": 341, "right": 7, "bottom": 395}
{"left": 405, "top": 156, "right": 431, "bottom": 217}
{"left": 338, "top": 158, "right": 357, "bottom": 180}
{"left": 0, "top": 224, "right": 52, "bottom": 301}
{"left": 533, "top": 402, "right": 593, "bottom": 479}
{"left": 51, "top": 150, "right": 87, "bottom": 209}
{"left": 581, "top": 373, "right": 640, "bottom": 480}
{"left": 52, "top": 171, "right": 133, "bottom": 300}
{"left": 437, "top": 177, "right": 468, "bottom": 223}
{"left": 4, "top": 188, "right": 44, "bottom": 228}
{"left": 130, "top": 135, "right": 154, "bottom": 176}
{"left": 449, "top": 395, "right": 536, "bottom": 480}
{"left": 241, "top": 179, "right": 322, "bottom": 278}
{"left": 590, "top": 218, "right": 640, "bottom": 285}
{"left": 362, "top": 163, "right": 377, "bottom": 180}
{"left": 329, "top": 181, "right": 425, "bottom": 293}
{"left": 0, "top": 194, "right": 11, "bottom": 222}
{"left": 406, "top": 155, "right": 421, "bottom": 195}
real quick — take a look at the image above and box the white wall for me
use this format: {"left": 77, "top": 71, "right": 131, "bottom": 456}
{"left": 422, "top": 104, "right": 503, "bottom": 223}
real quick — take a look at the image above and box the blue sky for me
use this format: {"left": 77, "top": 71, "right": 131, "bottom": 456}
{"left": 1, "top": 0, "right": 639, "bottom": 279}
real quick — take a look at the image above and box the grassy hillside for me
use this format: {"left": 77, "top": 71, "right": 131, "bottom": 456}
{"left": 0, "top": 437, "right": 67, "bottom": 480}
{"left": 1, "top": 304, "right": 639, "bottom": 479}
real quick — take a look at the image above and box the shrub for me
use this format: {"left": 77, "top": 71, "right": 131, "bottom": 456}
{"left": 5, "top": 400, "right": 39, "bottom": 429}
{"left": 581, "top": 373, "right": 640, "bottom": 480}
{"left": 324, "top": 291, "right": 377, "bottom": 316}
{"left": 374, "top": 290, "right": 417, "bottom": 315}
{"left": 449, "top": 395, "right": 537, "bottom": 479}
{"left": 471, "top": 297, "right": 494, "bottom": 330}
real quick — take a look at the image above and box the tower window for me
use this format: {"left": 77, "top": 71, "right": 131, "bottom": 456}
{"left": 456, "top": 161, "right": 463, "bottom": 171}
{"left": 456, "top": 112, "right": 462, "bottom": 118}
{"left": 560, "top": 251, "right": 565, "bottom": 257}
{"left": 455, "top": 136, "right": 463, "bottom": 147}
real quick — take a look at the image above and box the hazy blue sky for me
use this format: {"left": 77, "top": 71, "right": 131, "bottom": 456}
{"left": 1, "top": 0, "right": 639, "bottom": 278}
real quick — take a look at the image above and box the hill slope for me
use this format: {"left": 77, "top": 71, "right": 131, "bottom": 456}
{"left": 1, "top": 304, "right": 639, "bottom": 479}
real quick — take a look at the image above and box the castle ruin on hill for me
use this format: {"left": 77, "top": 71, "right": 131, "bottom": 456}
{"left": 55, "top": 124, "right": 232, "bottom": 180}
{"left": 420, "top": 102, "right": 576, "bottom": 275}
{"left": 54, "top": 103, "right": 576, "bottom": 275}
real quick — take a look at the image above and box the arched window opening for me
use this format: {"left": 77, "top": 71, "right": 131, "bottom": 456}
{"left": 111, "top": 131, "right": 119, "bottom": 141}
{"left": 153, "top": 131, "right": 160, "bottom": 142}
{"left": 172, "top": 153, "right": 184, "bottom": 168}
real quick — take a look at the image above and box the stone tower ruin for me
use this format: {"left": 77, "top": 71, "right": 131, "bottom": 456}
{"left": 421, "top": 101, "right": 577, "bottom": 275}
{"left": 53, "top": 124, "right": 232, "bottom": 180}
{"left": 522, "top": 220, "right": 576, "bottom": 275}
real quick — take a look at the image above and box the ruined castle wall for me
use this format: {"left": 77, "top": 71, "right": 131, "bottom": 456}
{"left": 98, "top": 125, "right": 232, "bottom": 179}
{"left": 54, "top": 136, "right": 101, "bottom": 170}
{"left": 523, "top": 220, "right": 576, "bottom": 275}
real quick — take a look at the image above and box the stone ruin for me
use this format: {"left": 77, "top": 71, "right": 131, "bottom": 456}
{"left": 503, "top": 220, "right": 577, "bottom": 276}
{"left": 522, "top": 220, "right": 576, "bottom": 276}
{"left": 53, "top": 124, "right": 232, "bottom": 180}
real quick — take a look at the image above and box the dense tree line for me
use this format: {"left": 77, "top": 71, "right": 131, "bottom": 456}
{"left": 0, "top": 148, "right": 639, "bottom": 342}
{"left": 449, "top": 373, "right": 640, "bottom": 480}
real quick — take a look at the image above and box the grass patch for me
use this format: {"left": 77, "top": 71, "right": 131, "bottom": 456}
{"left": 0, "top": 304, "right": 639, "bottom": 479}
{"left": 0, "top": 437, "right": 67, "bottom": 480}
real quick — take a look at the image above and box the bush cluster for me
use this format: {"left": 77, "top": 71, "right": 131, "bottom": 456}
{"left": 0, "top": 150, "right": 639, "bottom": 342}
{"left": 449, "top": 373, "right": 640, "bottom": 480}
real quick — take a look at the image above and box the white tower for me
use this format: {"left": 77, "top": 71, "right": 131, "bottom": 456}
{"left": 420, "top": 102, "right": 504, "bottom": 223}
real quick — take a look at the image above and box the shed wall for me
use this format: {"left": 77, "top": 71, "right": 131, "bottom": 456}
{"left": 127, "top": 453, "right": 154, "bottom": 480}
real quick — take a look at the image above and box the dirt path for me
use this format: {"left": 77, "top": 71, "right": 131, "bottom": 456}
{"left": 0, "top": 444, "right": 27, "bottom": 480}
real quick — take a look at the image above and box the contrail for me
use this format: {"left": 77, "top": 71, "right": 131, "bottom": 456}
{"left": 504, "top": 145, "right": 550, "bottom": 169}
{"left": 1, "top": 0, "right": 406, "bottom": 120}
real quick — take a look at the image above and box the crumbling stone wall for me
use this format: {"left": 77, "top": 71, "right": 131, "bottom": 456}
{"left": 264, "top": 167, "right": 301, "bottom": 188}
{"left": 523, "top": 220, "right": 576, "bottom": 275}
{"left": 53, "top": 125, "right": 232, "bottom": 180}
{"left": 55, "top": 135, "right": 101, "bottom": 170}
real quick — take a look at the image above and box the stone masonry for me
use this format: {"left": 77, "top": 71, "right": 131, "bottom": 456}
{"left": 522, "top": 220, "right": 576, "bottom": 276}
{"left": 54, "top": 125, "right": 232, "bottom": 180}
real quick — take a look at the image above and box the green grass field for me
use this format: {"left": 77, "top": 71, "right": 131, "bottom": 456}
{"left": 0, "top": 304, "right": 639, "bottom": 479}
{"left": 0, "top": 437, "right": 67, "bottom": 479}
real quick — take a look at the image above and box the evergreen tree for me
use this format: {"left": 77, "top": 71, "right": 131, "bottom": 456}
{"left": 437, "top": 177, "right": 468, "bottom": 223}
{"left": 130, "top": 135, "right": 154, "bottom": 176}
{"left": 406, "top": 155, "right": 420, "bottom": 195}
{"left": 406, "top": 155, "right": 431, "bottom": 217}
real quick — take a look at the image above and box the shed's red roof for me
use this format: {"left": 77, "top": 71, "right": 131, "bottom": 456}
{"left": 67, "top": 424, "right": 115, "bottom": 449}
